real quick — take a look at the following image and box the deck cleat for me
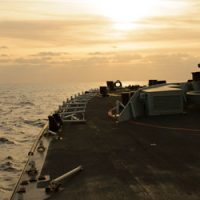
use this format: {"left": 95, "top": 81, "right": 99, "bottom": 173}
{"left": 27, "top": 151, "right": 34, "bottom": 156}
{"left": 26, "top": 160, "right": 38, "bottom": 176}
{"left": 17, "top": 187, "right": 26, "bottom": 193}
{"left": 20, "top": 180, "right": 29, "bottom": 186}
{"left": 37, "top": 175, "right": 51, "bottom": 188}
{"left": 37, "top": 140, "right": 46, "bottom": 153}
{"left": 17, "top": 187, "right": 26, "bottom": 200}
{"left": 29, "top": 175, "right": 37, "bottom": 182}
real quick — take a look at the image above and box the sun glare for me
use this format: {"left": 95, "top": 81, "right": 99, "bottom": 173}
{"left": 96, "top": 0, "right": 161, "bottom": 30}
{"left": 95, "top": 0, "right": 162, "bottom": 30}
{"left": 99, "top": 0, "right": 157, "bottom": 23}
{"left": 113, "top": 22, "right": 140, "bottom": 31}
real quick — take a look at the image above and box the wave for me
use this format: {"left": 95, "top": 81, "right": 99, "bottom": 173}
{"left": 17, "top": 101, "right": 35, "bottom": 106}
{"left": 5, "top": 156, "right": 13, "bottom": 161}
{"left": 0, "top": 82, "right": 93, "bottom": 199}
{"left": 0, "top": 161, "right": 20, "bottom": 172}
{"left": 0, "top": 138, "right": 14, "bottom": 145}
{"left": 0, "top": 186, "right": 13, "bottom": 192}
{"left": 23, "top": 119, "right": 46, "bottom": 127}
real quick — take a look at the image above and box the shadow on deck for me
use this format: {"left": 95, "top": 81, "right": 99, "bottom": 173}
{"left": 41, "top": 95, "right": 200, "bottom": 200}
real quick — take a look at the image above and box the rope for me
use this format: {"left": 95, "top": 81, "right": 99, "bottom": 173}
{"left": 108, "top": 107, "right": 200, "bottom": 133}
{"left": 130, "top": 120, "right": 200, "bottom": 133}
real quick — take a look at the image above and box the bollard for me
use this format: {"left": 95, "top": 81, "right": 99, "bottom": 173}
{"left": 58, "top": 105, "right": 62, "bottom": 112}
{"left": 100, "top": 86, "right": 108, "bottom": 97}
{"left": 121, "top": 92, "right": 130, "bottom": 106}
{"left": 17, "top": 193, "right": 23, "bottom": 200}
{"left": 107, "top": 81, "right": 115, "bottom": 91}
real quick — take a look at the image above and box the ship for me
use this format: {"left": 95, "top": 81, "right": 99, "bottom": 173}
{"left": 10, "top": 64, "right": 200, "bottom": 200}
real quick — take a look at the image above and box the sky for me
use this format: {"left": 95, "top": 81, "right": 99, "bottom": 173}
{"left": 0, "top": 0, "right": 200, "bottom": 84}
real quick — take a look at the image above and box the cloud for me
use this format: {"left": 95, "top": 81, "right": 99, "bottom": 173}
{"left": 127, "top": 27, "right": 200, "bottom": 44}
{"left": 30, "top": 51, "right": 69, "bottom": 57}
{"left": 0, "top": 16, "right": 117, "bottom": 48}
{"left": 138, "top": 15, "right": 200, "bottom": 27}
{"left": 0, "top": 54, "right": 8, "bottom": 57}
{"left": 88, "top": 52, "right": 105, "bottom": 56}
{"left": 15, "top": 57, "right": 50, "bottom": 65}
{"left": 0, "top": 12, "right": 200, "bottom": 51}
{"left": 0, "top": 51, "right": 199, "bottom": 84}
{"left": 125, "top": 13, "right": 200, "bottom": 45}
{"left": 0, "top": 46, "right": 8, "bottom": 49}
{"left": 0, "top": 9, "right": 199, "bottom": 84}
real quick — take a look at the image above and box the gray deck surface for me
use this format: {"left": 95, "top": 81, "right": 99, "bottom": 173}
{"left": 41, "top": 95, "right": 200, "bottom": 200}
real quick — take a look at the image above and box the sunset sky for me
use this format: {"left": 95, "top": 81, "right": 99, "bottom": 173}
{"left": 0, "top": 0, "right": 199, "bottom": 84}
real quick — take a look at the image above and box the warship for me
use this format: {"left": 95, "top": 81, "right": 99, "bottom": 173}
{"left": 10, "top": 64, "right": 200, "bottom": 200}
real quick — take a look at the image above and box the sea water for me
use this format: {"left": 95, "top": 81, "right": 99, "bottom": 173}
{"left": 0, "top": 81, "right": 144, "bottom": 200}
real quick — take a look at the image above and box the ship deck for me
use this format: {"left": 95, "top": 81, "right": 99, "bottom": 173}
{"left": 41, "top": 94, "right": 200, "bottom": 200}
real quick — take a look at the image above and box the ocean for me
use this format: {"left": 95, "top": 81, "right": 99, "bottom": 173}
{"left": 0, "top": 81, "right": 145, "bottom": 200}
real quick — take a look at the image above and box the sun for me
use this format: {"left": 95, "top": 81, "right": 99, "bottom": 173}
{"left": 96, "top": 0, "right": 159, "bottom": 30}
{"left": 99, "top": 0, "right": 157, "bottom": 23}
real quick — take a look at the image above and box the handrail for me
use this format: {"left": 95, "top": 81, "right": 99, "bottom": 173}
{"left": 10, "top": 123, "right": 48, "bottom": 200}
{"left": 28, "top": 123, "right": 48, "bottom": 155}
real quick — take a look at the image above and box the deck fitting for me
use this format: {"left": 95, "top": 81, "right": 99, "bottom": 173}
{"left": 20, "top": 180, "right": 29, "bottom": 186}
{"left": 37, "top": 141, "right": 46, "bottom": 153}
